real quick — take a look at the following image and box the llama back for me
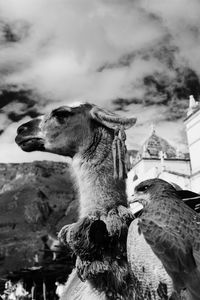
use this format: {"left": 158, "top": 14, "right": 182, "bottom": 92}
{"left": 60, "top": 269, "right": 106, "bottom": 300}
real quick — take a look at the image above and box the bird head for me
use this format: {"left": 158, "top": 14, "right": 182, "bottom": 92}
{"left": 131, "top": 178, "right": 177, "bottom": 208}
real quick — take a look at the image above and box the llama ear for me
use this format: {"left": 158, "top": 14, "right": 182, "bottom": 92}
{"left": 90, "top": 106, "right": 137, "bottom": 130}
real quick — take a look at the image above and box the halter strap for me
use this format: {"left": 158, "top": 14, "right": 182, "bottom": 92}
{"left": 112, "top": 126, "right": 128, "bottom": 180}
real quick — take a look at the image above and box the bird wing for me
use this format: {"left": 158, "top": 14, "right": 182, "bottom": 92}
{"left": 139, "top": 216, "right": 200, "bottom": 299}
{"left": 127, "top": 219, "right": 174, "bottom": 299}
{"left": 142, "top": 195, "right": 200, "bottom": 267}
{"left": 140, "top": 218, "right": 195, "bottom": 272}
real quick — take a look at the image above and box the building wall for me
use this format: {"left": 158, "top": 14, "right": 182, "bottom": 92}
{"left": 159, "top": 172, "right": 191, "bottom": 190}
{"left": 126, "top": 158, "right": 191, "bottom": 200}
{"left": 185, "top": 109, "right": 200, "bottom": 174}
{"left": 141, "top": 159, "right": 191, "bottom": 175}
{"left": 190, "top": 172, "right": 200, "bottom": 193}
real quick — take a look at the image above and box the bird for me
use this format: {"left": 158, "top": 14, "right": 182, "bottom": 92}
{"left": 132, "top": 178, "right": 200, "bottom": 300}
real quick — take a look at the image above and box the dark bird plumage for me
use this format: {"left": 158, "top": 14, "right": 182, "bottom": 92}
{"left": 132, "top": 178, "right": 200, "bottom": 300}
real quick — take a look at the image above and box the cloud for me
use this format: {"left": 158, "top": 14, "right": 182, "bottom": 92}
{"left": 0, "top": 0, "right": 198, "bottom": 161}
{"left": 0, "top": 0, "right": 198, "bottom": 105}
{"left": 0, "top": 0, "right": 199, "bottom": 102}
{"left": 0, "top": 0, "right": 170, "bottom": 100}
{"left": 140, "top": 0, "right": 200, "bottom": 75}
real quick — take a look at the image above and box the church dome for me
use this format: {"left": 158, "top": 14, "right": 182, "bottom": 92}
{"left": 134, "top": 129, "right": 187, "bottom": 163}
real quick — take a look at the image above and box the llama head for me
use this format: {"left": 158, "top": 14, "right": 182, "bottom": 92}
{"left": 15, "top": 103, "right": 136, "bottom": 158}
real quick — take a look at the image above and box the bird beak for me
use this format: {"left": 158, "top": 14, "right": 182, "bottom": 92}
{"left": 129, "top": 194, "right": 144, "bottom": 215}
{"left": 130, "top": 195, "right": 139, "bottom": 204}
{"left": 130, "top": 191, "right": 142, "bottom": 204}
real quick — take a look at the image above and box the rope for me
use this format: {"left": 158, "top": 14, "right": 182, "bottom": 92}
{"left": 120, "top": 127, "right": 128, "bottom": 179}
{"left": 112, "top": 129, "right": 119, "bottom": 179}
{"left": 112, "top": 126, "right": 128, "bottom": 180}
{"left": 117, "top": 137, "right": 123, "bottom": 179}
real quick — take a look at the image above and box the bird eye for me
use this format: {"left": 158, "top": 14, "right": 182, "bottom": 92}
{"left": 137, "top": 185, "right": 149, "bottom": 192}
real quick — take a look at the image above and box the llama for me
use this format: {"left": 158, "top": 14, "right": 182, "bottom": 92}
{"left": 15, "top": 103, "right": 185, "bottom": 299}
{"left": 15, "top": 103, "right": 137, "bottom": 299}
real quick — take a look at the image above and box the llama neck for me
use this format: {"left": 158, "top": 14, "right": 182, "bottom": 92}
{"left": 72, "top": 128, "right": 128, "bottom": 218}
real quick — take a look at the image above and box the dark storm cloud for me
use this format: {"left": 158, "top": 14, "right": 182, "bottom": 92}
{"left": 0, "top": 20, "right": 30, "bottom": 43}
{"left": 0, "top": 0, "right": 199, "bottom": 106}
{"left": 0, "top": 87, "right": 42, "bottom": 122}
{"left": 0, "top": 0, "right": 199, "bottom": 161}
{"left": 0, "top": 86, "right": 44, "bottom": 138}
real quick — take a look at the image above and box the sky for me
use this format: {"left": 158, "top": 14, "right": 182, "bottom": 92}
{"left": 0, "top": 0, "right": 199, "bottom": 162}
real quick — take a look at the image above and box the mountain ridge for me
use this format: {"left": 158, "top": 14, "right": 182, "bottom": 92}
{"left": 0, "top": 160, "right": 78, "bottom": 277}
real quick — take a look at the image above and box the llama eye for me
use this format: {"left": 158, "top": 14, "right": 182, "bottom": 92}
{"left": 55, "top": 111, "right": 70, "bottom": 119}
{"left": 52, "top": 107, "right": 73, "bottom": 122}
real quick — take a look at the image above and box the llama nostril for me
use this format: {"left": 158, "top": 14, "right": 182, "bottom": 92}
{"left": 17, "top": 124, "right": 28, "bottom": 135}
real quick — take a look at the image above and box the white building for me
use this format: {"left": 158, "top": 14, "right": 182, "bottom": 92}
{"left": 127, "top": 95, "right": 200, "bottom": 206}
{"left": 184, "top": 96, "right": 200, "bottom": 193}
{"left": 127, "top": 129, "right": 191, "bottom": 201}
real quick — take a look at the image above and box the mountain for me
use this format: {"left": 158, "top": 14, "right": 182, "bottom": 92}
{"left": 0, "top": 160, "right": 79, "bottom": 277}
